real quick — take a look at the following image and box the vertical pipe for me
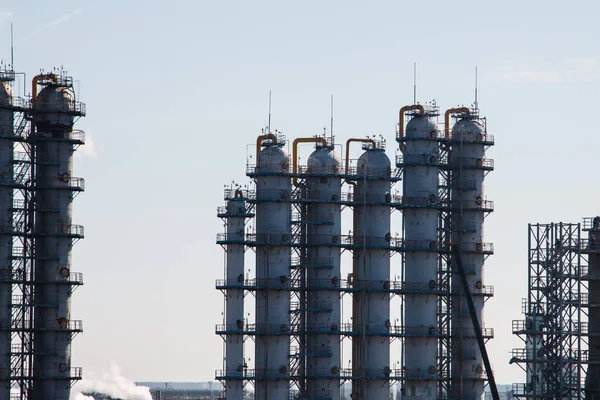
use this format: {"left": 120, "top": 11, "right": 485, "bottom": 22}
{"left": 254, "top": 136, "right": 291, "bottom": 400}
{"left": 0, "top": 77, "right": 14, "bottom": 399}
{"left": 224, "top": 191, "right": 246, "bottom": 400}
{"left": 32, "top": 78, "right": 84, "bottom": 400}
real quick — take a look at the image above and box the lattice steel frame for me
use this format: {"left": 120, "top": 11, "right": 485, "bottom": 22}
{"left": 9, "top": 86, "right": 35, "bottom": 400}
{"left": 512, "top": 223, "right": 588, "bottom": 399}
{"left": 437, "top": 131, "right": 453, "bottom": 400}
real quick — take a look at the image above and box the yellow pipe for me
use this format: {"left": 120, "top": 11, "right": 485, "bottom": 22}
{"left": 31, "top": 73, "right": 58, "bottom": 108}
{"left": 292, "top": 137, "right": 328, "bottom": 186}
{"left": 398, "top": 104, "right": 424, "bottom": 139}
{"left": 444, "top": 107, "right": 471, "bottom": 139}
{"left": 344, "top": 138, "right": 375, "bottom": 177}
{"left": 255, "top": 133, "right": 278, "bottom": 160}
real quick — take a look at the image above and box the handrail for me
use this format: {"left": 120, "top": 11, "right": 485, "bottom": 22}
{"left": 444, "top": 107, "right": 470, "bottom": 139}
{"left": 292, "top": 137, "right": 327, "bottom": 186}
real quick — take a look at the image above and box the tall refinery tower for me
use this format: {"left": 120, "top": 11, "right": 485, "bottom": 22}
{"left": 397, "top": 104, "right": 445, "bottom": 398}
{"left": 349, "top": 138, "right": 392, "bottom": 399}
{"left": 447, "top": 107, "right": 494, "bottom": 400}
{"left": 216, "top": 184, "right": 251, "bottom": 400}
{"left": 0, "top": 67, "right": 86, "bottom": 400}
{"left": 292, "top": 137, "right": 341, "bottom": 400}
{"left": 30, "top": 73, "right": 85, "bottom": 400}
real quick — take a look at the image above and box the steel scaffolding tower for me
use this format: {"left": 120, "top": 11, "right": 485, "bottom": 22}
{"left": 511, "top": 223, "right": 590, "bottom": 399}
{"left": 2, "top": 69, "right": 35, "bottom": 400}
{"left": 0, "top": 70, "right": 15, "bottom": 399}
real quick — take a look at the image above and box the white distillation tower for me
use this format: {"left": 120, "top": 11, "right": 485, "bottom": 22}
{"left": 217, "top": 185, "right": 250, "bottom": 400}
{"left": 352, "top": 141, "right": 391, "bottom": 400}
{"left": 449, "top": 109, "right": 494, "bottom": 400}
{"left": 304, "top": 140, "right": 342, "bottom": 400}
{"left": 253, "top": 134, "right": 291, "bottom": 400}
{"left": 401, "top": 106, "right": 441, "bottom": 399}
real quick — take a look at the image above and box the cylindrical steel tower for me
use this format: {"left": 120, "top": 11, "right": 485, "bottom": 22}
{"left": 400, "top": 109, "right": 442, "bottom": 399}
{"left": 253, "top": 134, "right": 291, "bottom": 400}
{"left": 304, "top": 143, "right": 341, "bottom": 400}
{"left": 31, "top": 75, "right": 85, "bottom": 400}
{"left": 449, "top": 111, "right": 494, "bottom": 400}
{"left": 351, "top": 142, "right": 391, "bottom": 400}
{"left": 585, "top": 216, "right": 600, "bottom": 397}
{"left": 0, "top": 73, "right": 14, "bottom": 399}
{"left": 217, "top": 188, "right": 251, "bottom": 400}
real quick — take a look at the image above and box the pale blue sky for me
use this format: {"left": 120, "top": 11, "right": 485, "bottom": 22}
{"left": 1, "top": 0, "right": 600, "bottom": 387}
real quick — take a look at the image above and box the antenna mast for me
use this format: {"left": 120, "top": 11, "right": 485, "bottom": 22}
{"left": 10, "top": 23, "right": 14, "bottom": 69}
{"left": 413, "top": 62, "right": 417, "bottom": 104}
{"left": 475, "top": 66, "right": 478, "bottom": 108}
{"left": 268, "top": 90, "right": 272, "bottom": 133}
{"left": 330, "top": 94, "right": 334, "bottom": 142}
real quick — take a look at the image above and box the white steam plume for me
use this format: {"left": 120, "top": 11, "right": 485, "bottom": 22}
{"left": 70, "top": 362, "right": 152, "bottom": 400}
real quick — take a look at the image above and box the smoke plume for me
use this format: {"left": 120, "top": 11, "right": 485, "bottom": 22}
{"left": 70, "top": 362, "right": 152, "bottom": 400}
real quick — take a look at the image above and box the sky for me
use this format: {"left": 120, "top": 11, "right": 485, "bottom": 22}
{"left": 1, "top": 0, "right": 600, "bottom": 388}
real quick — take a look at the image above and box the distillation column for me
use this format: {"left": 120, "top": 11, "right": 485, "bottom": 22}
{"left": 253, "top": 135, "right": 291, "bottom": 400}
{"left": 449, "top": 111, "right": 493, "bottom": 400}
{"left": 218, "top": 189, "right": 250, "bottom": 400}
{"left": 32, "top": 75, "right": 85, "bottom": 400}
{"left": 586, "top": 217, "right": 600, "bottom": 397}
{"left": 351, "top": 143, "right": 391, "bottom": 399}
{"left": 0, "top": 73, "right": 14, "bottom": 399}
{"left": 304, "top": 143, "right": 341, "bottom": 400}
{"left": 399, "top": 107, "right": 441, "bottom": 399}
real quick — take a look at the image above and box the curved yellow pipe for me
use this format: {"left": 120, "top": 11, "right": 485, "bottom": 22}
{"left": 31, "top": 73, "right": 58, "bottom": 108}
{"left": 292, "top": 137, "right": 328, "bottom": 186}
{"left": 398, "top": 104, "right": 424, "bottom": 139}
{"left": 444, "top": 107, "right": 471, "bottom": 139}
{"left": 344, "top": 138, "right": 375, "bottom": 178}
{"left": 255, "top": 133, "right": 278, "bottom": 160}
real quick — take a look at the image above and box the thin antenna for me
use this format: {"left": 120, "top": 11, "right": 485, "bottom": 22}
{"left": 474, "top": 66, "right": 479, "bottom": 108}
{"left": 330, "top": 94, "right": 334, "bottom": 141}
{"left": 268, "top": 90, "right": 272, "bottom": 133}
{"left": 413, "top": 62, "right": 417, "bottom": 104}
{"left": 10, "top": 23, "right": 14, "bottom": 69}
